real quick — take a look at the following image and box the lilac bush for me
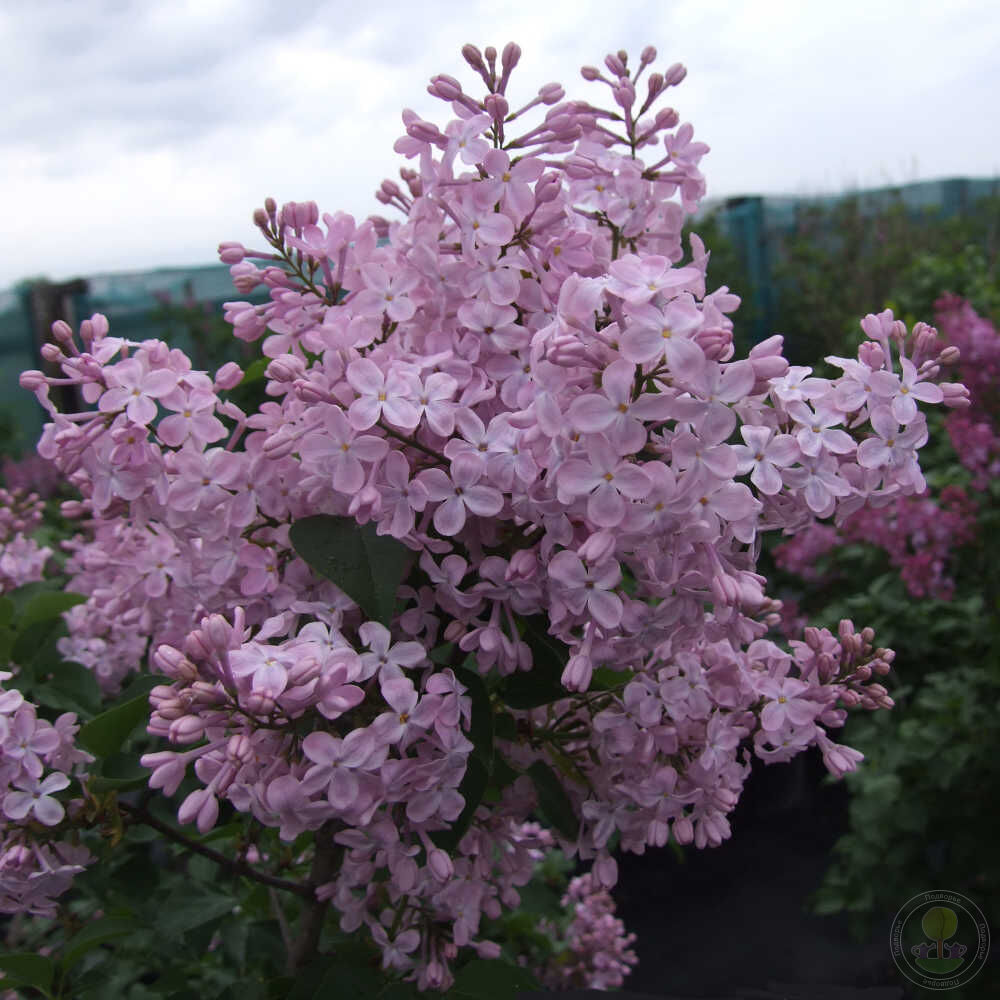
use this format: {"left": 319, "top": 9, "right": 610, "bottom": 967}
{"left": 6, "top": 41, "right": 970, "bottom": 993}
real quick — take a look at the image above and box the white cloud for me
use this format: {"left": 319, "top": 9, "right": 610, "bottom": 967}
{"left": 2, "top": 0, "right": 998, "bottom": 287}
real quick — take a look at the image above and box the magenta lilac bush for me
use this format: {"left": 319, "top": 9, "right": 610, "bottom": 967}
{"left": 9, "top": 42, "right": 970, "bottom": 989}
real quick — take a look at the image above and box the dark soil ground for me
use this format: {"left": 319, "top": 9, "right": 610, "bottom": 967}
{"left": 609, "top": 751, "right": 904, "bottom": 999}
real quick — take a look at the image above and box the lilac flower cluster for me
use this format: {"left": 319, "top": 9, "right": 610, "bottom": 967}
{"left": 16, "top": 43, "right": 968, "bottom": 986}
{"left": 539, "top": 871, "right": 637, "bottom": 991}
{"left": 935, "top": 294, "right": 1000, "bottom": 488}
{"left": 0, "top": 675, "right": 92, "bottom": 916}
{"left": 0, "top": 487, "right": 51, "bottom": 592}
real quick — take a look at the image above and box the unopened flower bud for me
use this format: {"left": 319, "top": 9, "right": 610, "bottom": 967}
{"left": 427, "top": 847, "right": 454, "bottom": 881}
{"left": 534, "top": 171, "right": 562, "bottom": 205}
{"left": 203, "top": 614, "right": 234, "bottom": 652}
{"left": 577, "top": 531, "right": 616, "bottom": 564}
{"left": 266, "top": 355, "right": 306, "bottom": 383}
{"left": 153, "top": 644, "right": 200, "bottom": 683}
{"left": 428, "top": 74, "right": 463, "bottom": 101}
{"left": 561, "top": 653, "right": 593, "bottom": 692}
{"left": 253, "top": 208, "right": 270, "bottom": 231}
{"left": 483, "top": 93, "right": 508, "bottom": 122}
{"left": 940, "top": 382, "right": 971, "bottom": 408}
{"left": 594, "top": 853, "right": 618, "bottom": 888}
{"left": 612, "top": 79, "right": 636, "bottom": 110}
{"left": 581, "top": 65, "right": 601, "bottom": 81}
{"left": 19, "top": 370, "right": 47, "bottom": 391}
{"left": 937, "top": 346, "right": 960, "bottom": 365}
{"left": 214, "top": 361, "right": 244, "bottom": 391}
{"left": 227, "top": 734, "right": 254, "bottom": 764}
{"left": 664, "top": 62, "right": 687, "bottom": 86}
{"left": 40, "top": 343, "right": 63, "bottom": 363}
{"left": 444, "top": 620, "right": 466, "bottom": 643}
{"left": 168, "top": 715, "right": 206, "bottom": 744}
{"left": 218, "top": 241, "right": 246, "bottom": 264}
{"left": 654, "top": 106, "right": 680, "bottom": 131}
{"left": 243, "top": 692, "right": 275, "bottom": 716}
{"left": 50, "top": 319, "right": 74, "bottom": 343}
{"left": 501, "top": 42, "right": 521, "bottom": 72}
{"left": 604, "top": 52, "right": 627, "bottom": 78}
{"left": 640, "top": 45, "right": 657, "bottom": 65}
{"left": 538, "top": 82, "right": 564, "bottom": 104}
{"left": 462, "top": 43, "right": 486, "bottom": 74}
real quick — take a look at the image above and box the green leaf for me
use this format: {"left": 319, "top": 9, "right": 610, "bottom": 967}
{"left": 0, "top": 952, "right": 56, "bottom": 994}
{"left": 430, "top": 756, "right": 489, "bottom": 853}
{"left": 527, "top": 760, "right": 579, "bottom": 840}
{"left": 4, "top": 580, "right": 56, "bottom": 614}
{"left": 449, "top": 959, "right": 540, "bottom": 997}
{"left": 499, "top": 668, "right": 565, "bottom": 710}
{"left": 0, "top": 597, "right": 13, "bottom": 628}
{"left": 18, "top": 591, "right": 87, "bottom": 630}
{"left": 520, "top": 617, "right": 568, "bottom": 677}
{"left": 11, "top": 617, "right": 64, "bottom": 667}
{"left": 91, "top": 751, "right": 150, "bottom": 791}
{"left": 77, "top": 691, "right": 155, "bottom": 758}
{"left": 32, "top": 660, "right": 102, "bottom": 716}
{"left": 60, "top": 916, "right": 136, "bottom": 971}
{"left": 154, "top": 890, "right": 235, "bottom": 938}
{"left": 454, "top": 667, "right": 493, "bottom": 770}
{"left": 590, "top": 666, "right": 634, "bottom": 691}
{"left": 239, "top": 358, "right": 268, "bottom": 385}
{"left": 289, "top": 515, "right": 414, "bottom": 627}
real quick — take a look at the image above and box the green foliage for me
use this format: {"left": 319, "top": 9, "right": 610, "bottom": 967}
{"left": 748, "top": 224, "right": 1000, "bottom": 989}
{"left": 289, "top": 514, "right": 416, "bottom": 627}
{"left": 769, "top": 193, "right": 1000, "bottom": 363}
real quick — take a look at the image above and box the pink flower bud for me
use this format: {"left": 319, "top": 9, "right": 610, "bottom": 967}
{"left": 428, "top": 74, "right": 463, "bottom": 101}
{"left": 937, "top": 346, "right": 960, "bottom": 365}
{"left": 178, "top": 788, "right": 219, "bottom": 834}
{"left": 641, "top": 45, "right": 657, "bottom": 65}
{"left": 561, "top": 653, "right": 593, "bottom": 692}
{"left": 153, "top": 645, "right": 199, "bottom": 682}
{"left": 444, "top": 620, "right": 466, "bottom": 643}
{"left": 266, "top": 355, "right": 306, "bottom": 383}
{"left": 214, "top": 361, "right": 244, "bottom": 391}
{"left": 577, "top": 531, "right": 616, "bottom": 564}
{"left": 501, "top": 42, "right": 521, "bottom": 71}
{"left": 538, "top": 82, "right": 564, "bottom": 105}
{"left": 673, "top": 816, "right": 693, "bottom": 844}
{"left": 19, "top": 371, "right": 47, "bottom": 391}
{"left": 604, "top": 53, "right": 626, "bottom": 78}
{"left": 580, "top": 66, "right": 601, "bottom": 81}
{"left": 593, "top": 853, "right": 618, "bottom": 888}
{"left": 664, "top": 62, "right": 687, "bottom": 86}
{"left": 40, "top": 344, "right": 63, "bottom": 363}
{"left": 243, "top": 692, "right": 275, "bottom": 715}
{"left": 474, "top": 941, "right": 502, "bottom": 959}
{"left": 427, "top": 847, "right": 454, "bottom": 881}
{"left": 940, "top": 383, "right": 971, "bottom": 408}
{"left": 505, "top": 548, "right": 537, "bottom": 580}
{"left": 50, "top": 320, "right": 74, "bottom": 343}
{"left": 227, "top": 734, "right": 254, "bottom": 764}
{"left": 218, "top": 242, "right": 246, "bottom": 264}
{"left": 462, "top": 44, "right": 487, "bottom": 74}
{"left": 168, "top": 715, "right": 206, "bottom": 744}
{"left": 484, "top": 93, "right": 508, "bottom": 122}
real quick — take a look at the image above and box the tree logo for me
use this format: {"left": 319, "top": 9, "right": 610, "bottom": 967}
{"left": 890, "top": 890, "right": 990, "bottom": 990}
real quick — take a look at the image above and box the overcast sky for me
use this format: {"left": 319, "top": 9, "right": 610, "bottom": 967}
{"left": 2, "top": 0, "right": 998, "bottom": 290}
